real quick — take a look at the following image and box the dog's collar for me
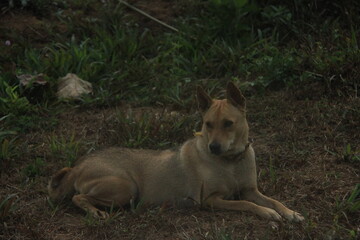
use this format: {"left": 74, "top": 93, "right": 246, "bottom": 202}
{"left": 194, "top": 132, "right": 253, "bottom": 161}
{"left": 222, "top": 140, "right": 253, "bottom": 161}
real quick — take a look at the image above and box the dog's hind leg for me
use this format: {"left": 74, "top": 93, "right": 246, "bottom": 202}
{"left": 72, "top": 176, "right": 137, "bottom": 219}
{"left": 243, "top": 188, "right": 304, "bottom": 222}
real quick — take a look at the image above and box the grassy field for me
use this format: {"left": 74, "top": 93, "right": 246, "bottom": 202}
{"left": 0, "top": 0, "right": 359, "bottom": 239}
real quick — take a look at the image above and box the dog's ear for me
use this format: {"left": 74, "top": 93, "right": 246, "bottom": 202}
{"left": 197, "top": 86, "right": 212, "bottom": 112}
{"left": 226, "top": 82, "right": 246, "bottom": 109}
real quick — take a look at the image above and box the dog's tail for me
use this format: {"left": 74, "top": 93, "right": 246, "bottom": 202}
{"left": 48, "top": 167, "right": 75, "bottom": 202}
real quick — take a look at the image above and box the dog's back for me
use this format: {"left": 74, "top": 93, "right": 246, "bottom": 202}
{"left": 49, "top": 147, "right": 193, "bottom": 205}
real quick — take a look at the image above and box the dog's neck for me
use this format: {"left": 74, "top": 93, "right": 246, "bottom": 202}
{"left": 221, "top": 141, "right": 252, "bottom": 161}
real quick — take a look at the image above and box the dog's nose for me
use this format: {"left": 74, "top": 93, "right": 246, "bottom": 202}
{"left": 209, "top": 142, "right": 221, "bottom": 155}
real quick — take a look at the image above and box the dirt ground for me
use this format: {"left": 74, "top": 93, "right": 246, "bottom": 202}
{"left": 1, "top": 1, "right": 359, "bottom": 239}
{"left": 1, "top": 88, "right": 359, "bottom": 239}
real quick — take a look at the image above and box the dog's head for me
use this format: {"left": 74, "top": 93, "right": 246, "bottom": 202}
{"left": 197, "top": 82, "right": 249, "bottom": 157}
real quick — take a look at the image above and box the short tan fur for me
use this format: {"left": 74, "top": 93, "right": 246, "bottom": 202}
{"left": 48, "top": 82, "right": 304, "bottom": 222}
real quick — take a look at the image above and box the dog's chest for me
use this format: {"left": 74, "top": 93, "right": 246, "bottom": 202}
{"left": 198, "top": 161, "right": 240, "bottom": 196}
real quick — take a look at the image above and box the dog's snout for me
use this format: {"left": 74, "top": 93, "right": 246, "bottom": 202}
{"left": 209, "top": 142, "right": 221, "bottom": 155}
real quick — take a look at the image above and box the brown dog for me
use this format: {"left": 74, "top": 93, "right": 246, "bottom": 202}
{"left": 48, "top": 82, "right": 304, "bottom": 222}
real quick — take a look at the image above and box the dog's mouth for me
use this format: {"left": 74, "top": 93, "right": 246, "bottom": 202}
{"left": 208, "top": 141, "right": 249, "bottom": 158}
{"left": 209, "top": 142, "right": 222, "bottom": 155}
{"left": 208, "top": 138, "right": 237, "bottom": 156}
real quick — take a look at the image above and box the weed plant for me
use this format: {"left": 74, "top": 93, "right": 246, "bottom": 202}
{"left": 0, "top": 0, "right": 358, "bottom": 150}
{"left": 50, "top": 134, "right": 81, "bottom": 166}
{"left": 2, "top": 0, "right": 359, "bottom": 114}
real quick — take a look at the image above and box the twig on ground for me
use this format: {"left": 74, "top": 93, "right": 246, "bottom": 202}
{"left": 119, "top": 0, "right": 179, "bottom": 33}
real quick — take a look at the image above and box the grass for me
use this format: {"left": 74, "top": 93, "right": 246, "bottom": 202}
{"left": 22, "top": 157, "right": 45, "bottom": 179}
{"left": 342, "top": 144, "right": 360, "bottom": 164}
{"left": 0, "top": 194, "right": 17, "bottom": 221}
{"left": 268, "top": 156, "right": 277, "bottom": 185}
{"left": 332, "top": 185, "right": 360, "bottom": 240}
{"left": 50, "top": 134, "right": 81, "bottom": 166}
{"left": 336, "top": 184, "right": 360, "bottom": 215}
{"left": 181, "top": 215, "right": 235, "bottom": 240}
{"left": 0, "top": 0, "right": 359, "bottom": 239}
{"left": 46, "top": 197, "right": 60, "bottom": 218}
{"left": 2, "top": 0, "right": 359, "bottom": 114}
{"left": 110, "top": 109, "right": 196, "bottom": 149}
{"left": 0, "top": 130, "right": 16, "bottom": 159}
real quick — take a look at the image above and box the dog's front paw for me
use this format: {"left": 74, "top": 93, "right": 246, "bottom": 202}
{"left": 260, "top": 208, "right": 283, "bottom": 221}
{"left": 283, "top": 210, "right": 304, "bottom": 222}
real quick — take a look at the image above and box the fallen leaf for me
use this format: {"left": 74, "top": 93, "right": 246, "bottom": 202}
{"left": 57, "top": 73, "right": 92, "bottom": 99}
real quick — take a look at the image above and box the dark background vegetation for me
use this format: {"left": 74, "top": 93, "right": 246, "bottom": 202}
{"left": 0, "top": 0, "right": 359, "bottom": 239}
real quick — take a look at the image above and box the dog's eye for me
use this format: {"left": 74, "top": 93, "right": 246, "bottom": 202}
{"left": 206, "top": 122, "right": 213, "bottom": 129}
{"left": 224, "top": 120, "right": 233, "bottom": 128}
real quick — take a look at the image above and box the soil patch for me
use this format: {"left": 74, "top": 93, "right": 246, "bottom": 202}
{"left": 1, "top": 90, "right": 359, "bottom": 239}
